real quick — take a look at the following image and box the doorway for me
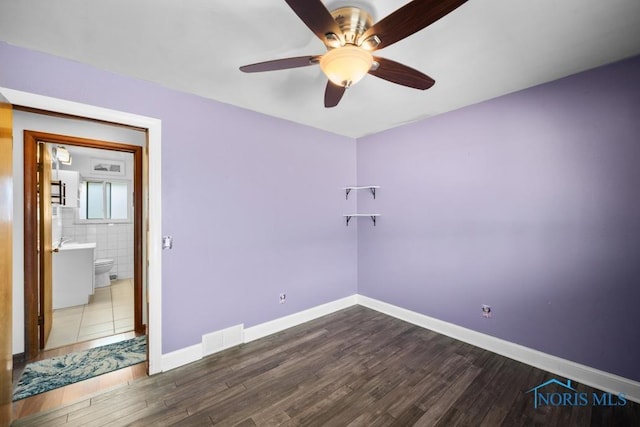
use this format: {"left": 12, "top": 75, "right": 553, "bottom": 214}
{"left": 46, "top": 143, "right": 136, "bottom": 350}
{"left": 0, "top": 86, "right": 163, "bottom": 377}
{"left": 23, "top": 131, "right": 145, "bottom": 360}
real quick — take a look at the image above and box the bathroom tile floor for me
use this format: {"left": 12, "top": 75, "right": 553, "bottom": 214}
{"left": 45, "top": 279, "right": 134, "bottom": 350}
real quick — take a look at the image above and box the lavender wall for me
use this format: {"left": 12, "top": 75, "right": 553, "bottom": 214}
{"left": 4, "top": 39, "right": 639, "bottom": 382}
{"left": 0, "top": 42, "right": 357, "bottom": 353}
{"left": 357, "top": 55, "right": 640, "bottom": 381}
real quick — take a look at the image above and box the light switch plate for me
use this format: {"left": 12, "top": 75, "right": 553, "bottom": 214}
{"left": 162, "top": 235, "right": 173, "bottom": 250}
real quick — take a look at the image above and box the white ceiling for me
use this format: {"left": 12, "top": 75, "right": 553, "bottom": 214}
{"left": 1, "top": 0, "right": 639, "bottom": 138}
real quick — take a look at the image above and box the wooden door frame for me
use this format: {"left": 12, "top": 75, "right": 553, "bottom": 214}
{"left": 37, "top": 141, "right": 54, "bottom": 349}
{"left": 0, "top": 93, "right": 14, "bottom": 427}
{"left": 23, "top": 130, "right": 144, "bottom": 359}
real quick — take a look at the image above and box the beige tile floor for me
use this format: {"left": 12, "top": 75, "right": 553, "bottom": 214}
{"left": 45, "top": 279, "right": 134, "bottom": 350}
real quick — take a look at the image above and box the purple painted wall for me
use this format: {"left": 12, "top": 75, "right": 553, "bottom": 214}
{"left": 4, "top": 39, "right": 640, "bottom": 382}
{"left": 0, "top": 42, "right": 357, "bottom": 353}
{"left": 357, "top": 55, "right": 640, "bottom": 381}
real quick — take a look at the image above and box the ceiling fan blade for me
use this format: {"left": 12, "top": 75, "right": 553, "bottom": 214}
{"left": 325, "top": 81, "right": 346, "bottom": 108}
{"left": 284, "top": 0, "right": 343, "bottom": 46}
{"left": 369, "top": 57, "right": 435, "bottom": 90}
{"left": 360, "top": 0, "right": 468, "bottom": 50}
{"left": 240, "top": 56, "right": 321, "bottom": 73}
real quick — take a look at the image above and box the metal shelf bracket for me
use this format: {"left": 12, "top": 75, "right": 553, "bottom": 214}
{"left": 344, "top": 214, "right": 378, "bottom": 226}
{"left": 344, "top": 186, "right": 379, "bottom": 200}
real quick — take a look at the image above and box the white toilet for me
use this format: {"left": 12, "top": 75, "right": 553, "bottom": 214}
{"left": 94, "top": 258, "right": 115, "bottom": 288}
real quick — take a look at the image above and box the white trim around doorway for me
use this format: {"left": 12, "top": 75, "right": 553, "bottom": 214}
{"left": 0, "top": 87, "right": 163, "bottom": 374}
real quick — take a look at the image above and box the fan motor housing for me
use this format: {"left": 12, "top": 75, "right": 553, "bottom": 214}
{"left": 330, "top": 7, "right": 374, "bottom": 45}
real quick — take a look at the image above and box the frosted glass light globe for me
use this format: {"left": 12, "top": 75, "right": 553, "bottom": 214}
{"left": 320, "top": 46, "right": 373, "bottom": 87}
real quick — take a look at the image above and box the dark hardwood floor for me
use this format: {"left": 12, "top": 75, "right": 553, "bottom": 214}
{"left": 12, "top": 306, "right": 640, "bottom": 426}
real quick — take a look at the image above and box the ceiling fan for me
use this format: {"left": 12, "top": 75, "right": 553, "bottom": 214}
{"left": 240, "top": 0, "right": 468, "bottom": 108}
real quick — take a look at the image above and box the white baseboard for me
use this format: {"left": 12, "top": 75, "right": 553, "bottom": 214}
{"left": 159, "top": 293, "right": 639, "bottom": 404}
{"left": 356, "top": 295, "right": 640, "bottom": 404}
{"left": 161, "top": 343, "right": 203, "bottom": 372}
{"left": 244, "top": 295, "right": 358, "bottom": 343}
{"left": 161, "top": 295, "right": 357, "bottom": 372}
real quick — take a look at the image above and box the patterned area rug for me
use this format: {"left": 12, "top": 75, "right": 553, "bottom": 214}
{"left": 13, "top": 335, "right": 146, "bottom": 401}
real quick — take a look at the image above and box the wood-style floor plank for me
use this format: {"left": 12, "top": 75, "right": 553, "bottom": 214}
{"left": 12, "top": 306, "right": 640, "bottom": 426}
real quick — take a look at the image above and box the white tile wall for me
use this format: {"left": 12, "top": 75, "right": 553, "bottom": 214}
{"left": 60, "top": 207, "right": 134, "bottom": 279}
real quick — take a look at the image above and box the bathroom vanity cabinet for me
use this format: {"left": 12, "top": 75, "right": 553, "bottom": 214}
{"left": 52, "top": 243, "right": 96, "bottom": 309}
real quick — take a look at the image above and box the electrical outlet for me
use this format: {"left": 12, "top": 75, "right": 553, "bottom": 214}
{"left": 482, "top": 304, "right": 491, "bottom": 318}
{"left": 279, "top": 293, "right": 286, "bottom": 304}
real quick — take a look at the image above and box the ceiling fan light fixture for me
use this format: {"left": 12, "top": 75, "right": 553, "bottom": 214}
{"left": 239, "top": 0, "right": 468, "bottom": 107}
{"left": 320, "top": 45, "right": 373, "bottom": 87}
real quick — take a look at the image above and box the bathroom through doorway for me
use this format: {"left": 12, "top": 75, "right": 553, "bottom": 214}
{"left": 46, "top": 143, "right": 135, "bottom": 350}
{"left": 22, "top": 128, "right": 145, "bottom": 361}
